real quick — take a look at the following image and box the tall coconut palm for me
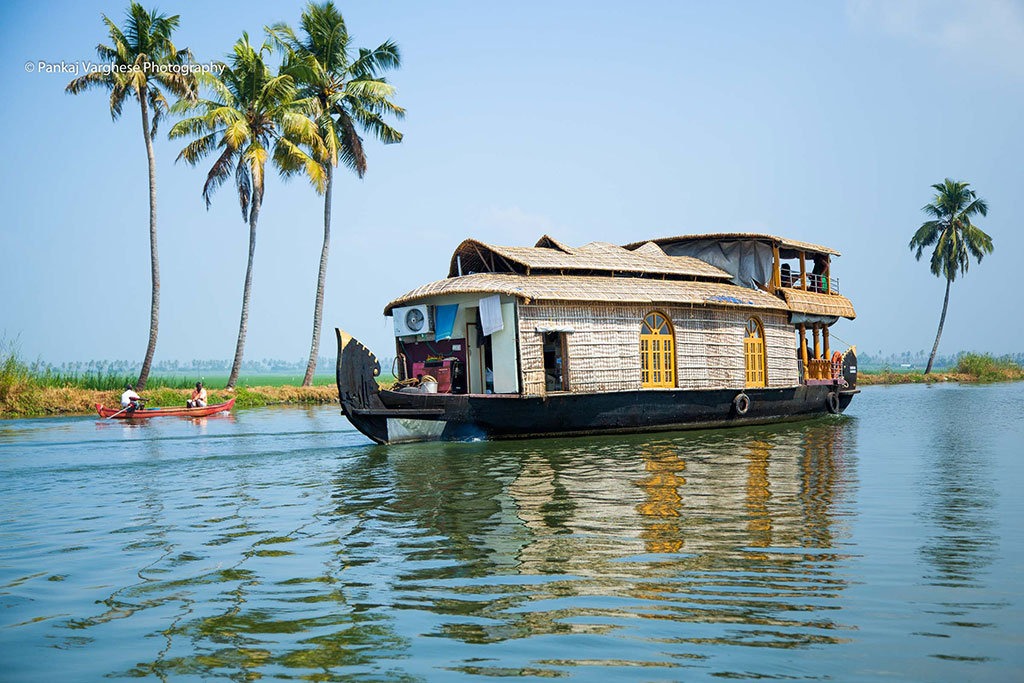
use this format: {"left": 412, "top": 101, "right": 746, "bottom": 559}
{"left": 66, "top": 2, "right": 195, "bottom": 390}
{"left": 268, "top": 1, "right": 404, "bottom": 386}
{"left": 169, "top": 34, "right": 326, "bottom": 389}
{"left": 909, "top": 179, "right": 993, "bottom": 374}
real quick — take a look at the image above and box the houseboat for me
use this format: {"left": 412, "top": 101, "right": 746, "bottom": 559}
{"left": 336, "top": 233, "right": 857, "bottom": 444}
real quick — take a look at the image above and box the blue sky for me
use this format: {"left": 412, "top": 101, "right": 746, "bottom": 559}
{"left": 1, "top": 0, "right": 1022, "bottom": 364}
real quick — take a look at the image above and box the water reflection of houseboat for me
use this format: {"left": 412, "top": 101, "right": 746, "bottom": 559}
{"left": 337, "top": 233, "right": 858, "bottom": 443}
{"left": 383, "top": 421, "right": 857, "bottom": 650}
{"left": 502, "top": 424, "right": 855, "bottom": 572}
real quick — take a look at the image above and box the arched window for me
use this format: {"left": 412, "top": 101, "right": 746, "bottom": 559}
{"left": 641, "top": 312, "right": 675, "bottom": 388}
{"left": 744, "top": 317, "right": 767, "bottom": 388}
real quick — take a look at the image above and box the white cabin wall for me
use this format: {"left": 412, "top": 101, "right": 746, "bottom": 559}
{"left": 490, "top": 303, "right": 519, "bottom": 393}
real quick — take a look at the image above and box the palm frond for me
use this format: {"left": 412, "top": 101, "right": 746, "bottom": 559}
{"left": 909, "top": 220, "right": 941, "bottom": 259}
{"left": 335, "top": 110, "right": 367, "bottom": 176}
{"left": 352, "top": 40, "right": 401, "bottom": 77}
{"left": 273, "top": 136, "right": 327, "bottom": 193}
{"left": 343, "top": 78, "right": 397, "bottom": 101}
{"left": 177, "top": 132, "right": 218, "bottom": 165}
{"left": 962, "top": 197, "right": 989, "bottom": 218}
{"left": 266, "top": 21, "right": 303, "bottom": 57}
{"left": 912, "top": 179, "right": 993, "bottom": 282}
{"left": 95, "top": 43, "right": 119, "bottom": 62}
{"left": 109, "top": 84, "right": 128, "bottom": 120}
{"left": 350, "top": 102, "right": 403, "bottom": 144}
{"left": 66, "top": 70, "right": 113, "bottom": 95}
{"left": 224, "top": 119, "right": 251, "bottom": 150}
{"left": 235, "top": 154, "right": 252, "bottom": 219}
{"left": 203, "top": 145, "right": 236, "bottom": 208}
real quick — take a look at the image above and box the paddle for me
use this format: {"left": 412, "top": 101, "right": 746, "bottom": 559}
{"left": 106, "top": 398, "right": 146, "bottom": 419}
{"left": 106, "top": 405, "right": 132, "bottom": 419}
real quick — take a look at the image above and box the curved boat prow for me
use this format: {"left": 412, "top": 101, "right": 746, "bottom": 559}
{"left": 335, "top": 328, "right": 389, "bottom": 443}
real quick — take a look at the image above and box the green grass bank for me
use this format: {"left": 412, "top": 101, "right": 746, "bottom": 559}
{"left": 857, "top": 353, "right": 1024, "bottom": 385}
{"left": 3, "top": 345, "right": 1021, "bottom": 418}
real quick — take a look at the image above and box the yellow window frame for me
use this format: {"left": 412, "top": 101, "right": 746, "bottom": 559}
{"left": 744, "top": 317, "right": 767, "bottom": 388}
{"left": 641, "top": 312, "right": 676, "bottom": 388}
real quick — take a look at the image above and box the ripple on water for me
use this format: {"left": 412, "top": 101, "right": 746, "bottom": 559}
{"left": 1, "top": 392, "right": 1022, "bottom": 681}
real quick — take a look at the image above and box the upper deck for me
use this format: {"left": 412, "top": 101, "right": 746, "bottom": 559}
{"left": 623, "top": 232, "right": 851, "bottom": 317}
{"left": 388, "top": 232, "right": 855, "bottom": 321}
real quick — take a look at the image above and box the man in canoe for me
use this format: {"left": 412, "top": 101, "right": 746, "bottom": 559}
{"left": 187, "top": 381, "right": 207, "bottom": 409}
{"left": 120, "top": 384, "right": 145, "bottom": 413}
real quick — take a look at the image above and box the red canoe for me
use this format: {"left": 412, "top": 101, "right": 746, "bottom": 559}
{"left": 95, "top": 397, "right": 236, "bottom": 419}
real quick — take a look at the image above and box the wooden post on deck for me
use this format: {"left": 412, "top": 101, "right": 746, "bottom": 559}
{"left": 799, "top": 252, "right": 807, "bottom": 290}
{"left": 800, "top": 324, "right": 809, "bottom": 368}
{"left": 812, "top": 324, "right": 821, "bottom": 359}
{"left": 772, "top": 244, "right": 781, "bottom": 290}
{"left": 823, "top": 326, "right": 830, "bottom": 359}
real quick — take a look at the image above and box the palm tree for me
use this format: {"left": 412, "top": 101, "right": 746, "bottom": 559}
{"left": 268, "top": 2, "right": 404, "bottom": 386}
{"left": 909, "top": 179, "right": 993, "bottom": 374}
{"left": 169, "top": 34, "right": 326, "bottom": 389}
{"left": 66, "top": 2, "right": 195, "bottom": 390}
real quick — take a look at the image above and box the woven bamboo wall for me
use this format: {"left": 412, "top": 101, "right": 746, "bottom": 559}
{"left": 519, "top": 305, "right": 643, "bottom": 394}
{"left": 518, "top": 303, "right": 798, "bottom": 394}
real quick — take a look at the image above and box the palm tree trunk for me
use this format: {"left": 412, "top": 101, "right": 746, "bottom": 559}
{"left": 303, "top": 164, "right": 333, "bottom": 386}
{"left": 925, "top": 277, "right": 952, "bottom": 374}
{"left": 227, "top": 191, "right": 261, "bottom": 390}
{"left": 136, "top": 89, "right": 160, "bottom": 391}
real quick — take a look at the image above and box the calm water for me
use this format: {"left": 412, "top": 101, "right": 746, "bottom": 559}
{"left": 1, "top": 384, "right": 1022, "bottom": 682}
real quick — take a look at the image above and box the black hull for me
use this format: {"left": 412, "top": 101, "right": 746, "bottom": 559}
{"left": 336, "top": 328, "right": 856, "bottom": 445}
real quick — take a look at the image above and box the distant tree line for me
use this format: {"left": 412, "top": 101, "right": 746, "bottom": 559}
{"left": 41, "top": 356, "right": 342, "bottom": 376}
{"left": 857, "top": 350, "right": 1022, "bottom": 372}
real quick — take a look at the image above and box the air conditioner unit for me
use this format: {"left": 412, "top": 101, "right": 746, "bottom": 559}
{"left": 393, "top": 304, "right": 432, "bottom": 337}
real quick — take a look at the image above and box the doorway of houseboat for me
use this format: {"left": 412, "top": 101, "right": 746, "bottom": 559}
{"left": 543, "top": 332, "right": 568, "bottom": 391}
{"left": 466, "top": 320, "right": 494, "bottom": 394}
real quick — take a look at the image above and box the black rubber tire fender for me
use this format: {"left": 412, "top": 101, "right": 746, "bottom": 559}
{"left": 733, "top": 393, "right": 751, "bottom": 416}
{"left": 826, "top": 391, "right": 841, "bottom": 414}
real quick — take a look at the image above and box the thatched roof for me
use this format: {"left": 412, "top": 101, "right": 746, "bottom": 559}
{"left": 780, "top": 288, "right": 856, "bottom": 319}
{"left": 624, "top": 232, "right": 841, "bottom": 257}
{"left": 385, "top": 273, "right": 788, "bottom": 315}
{"left": 448, "top": 237, "right": 733, "bottom": 280}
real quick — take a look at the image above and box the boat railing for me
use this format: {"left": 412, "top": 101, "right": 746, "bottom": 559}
{"left": 779, "top": 273, "right": 840, "bottom": 295}
{"left": 806, "top": 358, "right": 840, "bottom": 381}
{"left": 806, "top": 274, "right": 840, "bottom": 294}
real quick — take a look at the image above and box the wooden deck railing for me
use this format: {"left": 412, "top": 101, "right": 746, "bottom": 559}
{"left": 807, "top": 359, "right": 840, "bottom": 381}
{"left": 779, "top": 273, "right": 841, "bottom": 294}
